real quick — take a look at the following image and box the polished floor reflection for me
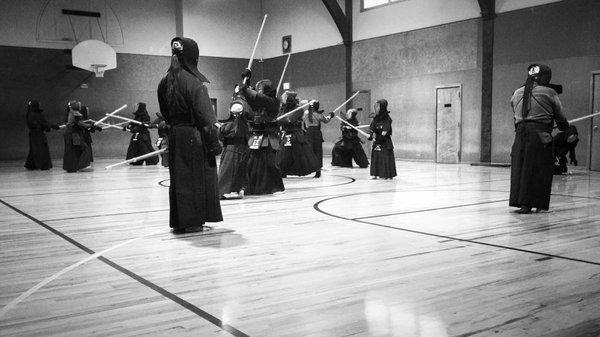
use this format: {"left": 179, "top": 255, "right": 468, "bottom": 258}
{"left": 1, "top": 159, "right": 599, "bottom": 336}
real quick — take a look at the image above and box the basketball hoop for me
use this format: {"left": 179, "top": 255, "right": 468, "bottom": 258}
{"left": 90, "top": 64, "right": 107, "bottom": 77}
{"left": 72, "top": 40, "right": 117, "bottom": 78}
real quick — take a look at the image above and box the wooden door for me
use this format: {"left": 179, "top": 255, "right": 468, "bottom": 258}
{"left": 436, "top": 86, "right": 462, "bottom": 163}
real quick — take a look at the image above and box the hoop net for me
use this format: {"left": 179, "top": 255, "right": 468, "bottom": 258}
{"left": 90, "top": 64, "right": 107, "bottom": 77}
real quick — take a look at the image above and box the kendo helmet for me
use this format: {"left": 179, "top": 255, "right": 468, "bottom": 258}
{"left": 27, "top": 100, "right": 43, "bottom": 112}
{"left": 67, "top": 100, "right": 83, "bottom": 117}
{"left": 256, "top": 79, "right": 276, "bottom": 98}
{"left": 170, "top": 37, "right": 210, "bottom": 83}
{"left": 527, "top": 64, "right": 552, "bottom": 85}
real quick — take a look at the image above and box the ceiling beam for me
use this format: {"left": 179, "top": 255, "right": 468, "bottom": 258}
{"left": 477, "top": 0, "right": 496, "bottom": 19}
{"left": 322, "top": 0, "right": 351, "bottom": 44}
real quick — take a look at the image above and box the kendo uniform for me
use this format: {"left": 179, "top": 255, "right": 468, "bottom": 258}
{"left": 553, "top": 125, "right": 579, "bottom": 175}
{"left": 369, "top": 99, "right": 397, "bottom": 179}
{"left": 149, "top": 112, "right": 169, "bottom": 167}
{"left": 124, "top": 103, "right": 159, "bottom": 166}
{"left": 277, "top": 95, "right": 320, "bottom": 177}
{"left": 62, "top": 101, "right": 94, "bottom": 173}
{"left": 239, "top": 74, "right": 285, "bottom": 195}
{"left": 331, "top": 109, "right": 369, "bottom": 168}
{"left": 157, "top": 37, "right": 223, "bottom": 233}
{"left": 218, "top": 93, "right": 250, "bottom": 198}
{"left": 80, "top": 106, "right": 101, "bottom": 164}
{"left": 24, "top": 100, "right": 59, "bottom": 170}
{"left": 303, "top": 100, "right": 334, "bottom": 178}
{"left": 509, "top": 64, "right": 569, "bottom": 213}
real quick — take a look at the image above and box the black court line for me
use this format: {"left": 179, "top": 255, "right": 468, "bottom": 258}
{"left": 41, "top": 191, "right": 354, "bottom": 222}
{"left": 353, "top": 198, "right": 510, "bottom": 220}
{"left": 313, "top": 194, "right": 600, "bottom": 267}
{"left": 0, "top": 198, "right": 250, "bottom": 337}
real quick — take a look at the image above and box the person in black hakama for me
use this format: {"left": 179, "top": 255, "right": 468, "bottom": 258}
{"left": 149, "top": 112, "right": 169, "bottom": 167}
{"left": 510, "top": 64, "right": 569, "bottom": 213}
{"left": 157, "top": 37, "right": 223, "bottom": 233}
{"left": 553, "top": 125, "right": 579, "bottom": 175}
{"left": 24, "top": 100, "right": 60, "bottom": 170}
{"left": 277, "top": 94, "right": 320, "bottom": 177}
{"left": 124, "top": 103, "right": 159, "bottom": 166}
{"left": 218, "top": 93, "right": 251, "bottom": 199}
{"left": 368, "top": 99, "right": 396, "bottom": 179}
{"left": 303, "top": 100, "right": 334, "bottom": 178}
{"left": 80, "top": 106, "right": 102, "bottom": 164}
{"left": 62, "top": 101, "right": 96, "bottom": 173}
{"left": 238, "top": 70, "right": 284, "bottom": 195}
{"left": 331, "top": 108, "right": 369, "bottom": 169}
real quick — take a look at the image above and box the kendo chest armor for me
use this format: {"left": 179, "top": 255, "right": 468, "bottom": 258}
{"left": 249, "top": 107, "right": 277, "bottom": 132}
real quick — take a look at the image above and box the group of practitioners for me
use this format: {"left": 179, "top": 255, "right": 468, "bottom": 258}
{"left": 157, "top": 37, "right": 397, "bottom": 233}
{"left": 24, "top": 36, "right": 578, "bottom": 233}
{"left": 24, "top": 99, "right": 169, "bottom": 172}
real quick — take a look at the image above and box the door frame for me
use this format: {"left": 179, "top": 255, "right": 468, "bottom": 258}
{"left": 588, "top": 71, "right": 600, "bottom": 170}
{"left": 435, "top": 84, "right": 463, "bottom": 163}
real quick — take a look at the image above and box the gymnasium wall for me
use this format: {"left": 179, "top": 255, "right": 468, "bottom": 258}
{"left": 259, "top": 0, "right": 343, "bottom": 59}
{"left": 0, "top": 46, "right": 247, "bottom": 160}
{"left": 0, "top": 0, "right": 252, "bottom": 161}
{"left": 352, "top": 19, "right": 482, "bottom": 162}
{"left": 491, "top": 0, "right": 600, "bottom": 166}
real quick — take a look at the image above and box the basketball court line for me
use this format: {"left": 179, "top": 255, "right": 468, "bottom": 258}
{"left": 0, "top": 229, "right": 162, "bottom": 319}
{"left": 313, "top": 193, "right": 600, "bottom": 267}
{"left": 0, "top": 198, "right": 250, "bottom": 337}
{"left": 0, "top": 185, "right": 158, "bottom": 199}
{"left": 352, "top": 198, "right": 510, "bottom": 220}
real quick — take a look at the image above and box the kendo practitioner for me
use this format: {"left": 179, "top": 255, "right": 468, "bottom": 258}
{"left": 510, "top": 64, "right": 569, "bottom": 213}
{"left": 149, "top": 112, "right": 169, "bottom": 167}
{"left": 238, "top": 69, "right": 285, "bottom": 195}
{"left": 553, "top": 125, "right": 579, "bottom": 174}
{"left": 24, "top": 100, "right": 60, "bottom": 170}
{"left": 62, "top": 100, "right": 95, "bottom": 172}
{"left": 368, "top": 99, "right": 396, "bottom": 179}
{"left": 80, "top": 106, "right": 102, "bottom": 164}
{"left": 217, "top": 92, "right": 251, "bottom": 199}
{"left": 124, "top": 103, "right": 159, "bottom": 166}
{"left": 277, "top": 95, "right": 320, "bottom": 177}
{"left": 303, "top": 100, "right": 334, "bottom": 178}
{"left": 331, "top": 108, "right": 369, "bottom": 168}
{"left": 157, "top": 37, "right": 223, "bottom": 233}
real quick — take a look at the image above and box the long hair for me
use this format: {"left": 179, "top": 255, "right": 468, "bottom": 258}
{"left": 163, "top": 54, "right": 191, "bottom": 118}
{"left": 521, "top": 75, "right": 535, "bottom": 119}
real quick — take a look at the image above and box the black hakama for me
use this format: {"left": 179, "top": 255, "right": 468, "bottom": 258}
{"left": 246, "top": 147, "right": 285, "bottom": 194}
{"left": 509, "top": 122, "right": 554, "bottom": 210}
{"left": 369, "top": 114, "right": 396, "bottom": 178}
{"left": 62, "top": 126, "right": 92, "bottom": 172}
{"left": 168, "top": 125, "right": 222, "bottom": 227}
{"left": 331, "top": 139, "right": 369, "bottom": 168}
{"left": 25, "top": 130, "right": 53, "bottom": 170}
{"left": 305, "top": 126, "right": 325, "bottom": 169}
{"left": 125, "top": 129, "right": 159, "bottom": 165}
{"left": 370, "top": 148, "right": 397, "bottom": 178}
{"left": 278, "top": 127, "right": 320, "bottom": 176}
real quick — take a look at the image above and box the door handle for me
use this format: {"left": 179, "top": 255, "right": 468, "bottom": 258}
{"left": 594, "top": 125, "right": 599, "bottom": 132}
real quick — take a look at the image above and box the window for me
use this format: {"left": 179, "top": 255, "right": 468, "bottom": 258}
{"left": 361, "top": 0, "right": 406, "bottom": 12}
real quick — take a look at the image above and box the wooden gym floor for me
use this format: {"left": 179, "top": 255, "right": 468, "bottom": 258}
{"left": 1, "top": 158, "right": 600, "bottom": 337}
